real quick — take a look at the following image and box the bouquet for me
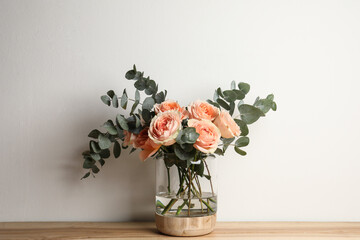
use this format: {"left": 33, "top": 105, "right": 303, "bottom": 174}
{"left": 81, "top": 65, "right": 276, "bottom": 217}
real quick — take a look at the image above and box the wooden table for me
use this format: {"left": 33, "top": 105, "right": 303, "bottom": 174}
{"left": 1, "top": 222, "right": 360, "bottom": 239}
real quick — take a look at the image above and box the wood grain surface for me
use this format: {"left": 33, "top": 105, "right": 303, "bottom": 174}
{"left": 1, "top": 222, "right": 360, "bottom": 240}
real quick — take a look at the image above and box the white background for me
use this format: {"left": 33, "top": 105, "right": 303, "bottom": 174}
{"left": 1, "top": 0, "right": 360, "bottom": 222}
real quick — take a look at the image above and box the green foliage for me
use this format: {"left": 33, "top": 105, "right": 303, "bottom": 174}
{"left": 206, "top": 100, "right": 220, "bottom": 109}
{"left": 116, "top": 114, "right": 129, "bottom": 131}
{"left": 120, "top": 89, "right": 128, "bottom": 109}
{"left": 254, "top": 94, "right": 277, "bottom": 114}
{"left": 238, "top": 82, "right": 250, "bottom": 94}
{"left": 234, "top": 119, "right": 249, "bottom": 136}
{"left": 81, "top": 172, "right": 90, "bottom": 179}
{"left": 222, "top": 137, "right": 235, "bottom": 152}
{"left": 102, "top": 120, "right": 117, "bottom": 135}
{"left": 88, "top": 129, "right": 102, "bottom": 139}
{"left": 235, "top": 137, "right": 249, "bottom": 147}
{"left": 82, "top": 65, "right": 277, "bottom": 178}
{"left": 100, "top": 95, "right": 111, "bottom": 106}
{"left": 239, "top": 104, "right": 265, "bottom": 124}
{"left": 174, "top": 144, "right": 197, "bottom": 161}
{"left": 142, "top": 97, "right": 155, "bottom": 110}
{"left": 90, "top": 141, "right": 101, "bottom": 153}
{"left": 99, "top": 149, "right": 110, "bottom": 158}
{"left": 176, "top": 128, "right": 199, "bottom": 145}
{"left": 113, "top": 141, "right": 121, "bottom": 158}
{"left": 234, "top": 147, "right": 247, "bottom": 156}
{"left": 216, "top": 98, "right": 230, "bottom": 110}
{"left": 98, "top": 134, "right": 112, "bottom": 149}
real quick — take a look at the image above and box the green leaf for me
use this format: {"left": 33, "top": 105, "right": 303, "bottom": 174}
{"left": 235, "top": 137, "right": 249, "bottom": 147}
{"left": 83, "top": 158, "right": 95, "bottom": 169}
{"left": 216, "top": 98, "right": 230, "bottom": 110}
{"left": 214, "top": 148, "right": 224, "bottom": 156}
{"left": 134, "top": 79, "right": 146, "bottom": 90}
{"left": 112, "top": 94, "right": 118, "bottom": 108}
{"left": 142, "top": 109, "right": 152, "bottom": 123}
{"left": 204, "top": 175, "right": 211, "bottom": 180}
{"left": 145, "top": 79, "right": 157, "bottom": 95}
{"left": 271, "top": 102, "right": 277, "bottom": 111}
{"left": 107, "top": 90, "right": 115, "bottom": 98}
{"left": 116, "top": 114, "right": 129, "bottom": 131}
{"left": 234, "top": 146, "right": 247, "bottom": 156}
{"left": 216, "top": 88, "right": 224, "bottom": 98}
{"left": 229, "top": 101, "right": 235, "bottom": 116}
{"left": 223, "top": 90, "right": 237, "bottom": 102}
{"left": 176, "top": 128, "right": 199, "bottom": 144}
{"left": 135, "top": 90, "right": 140, "bottom": 101}
{"left": 90, "top": 141, "right": 101, "bottom": 153}
{"left": 90, "top": 153, "right": 101, "bottom": 161}
{"left": 231, "top": 80, "right": 236, "bottom": 90}
{"left": 101, "top": 95, "right": 111, "bottom": 106}
{"left": 121, "top": 89, "right": 128, "bottom": 109}
{"left": 207, "top": 100, "right": 220, "bottom": 109}
{"left": 222, "top": 137, "right": 235, "bottom": 152}
{"left": 81, "top": 172, "right": 90, "bottom": 180}
{"left": 125, "top": 69, "right": 137, "bottom": 80}
{"left": 254, "top": 98, "right": 273, "bottom": 114}
{"left": 142, "top": 97, "right": 155, "bottom": 110}
{"left": 99, "top": 159, "right": 105, "bottom": 167}
{"left": 233, "top": 90, "right": 245, "bottom": 100}
{"left": 102, "top": 121, "right": 117, "bottom": 135}
{"left": 155, "top": 91, "right": 165, "bottom": 103}
{"left": 92, "top": 165, "right": 100, "bottom": 174}
{"left": 130, "top": 100, "right": 139, "bottom": 114}
{"left": 113, "top": 141, "right": 121, "bottom": 158}
{"left": 267, "top": 94, "right": 274, "bottom": 101}
{"left": 234, "top": 119, "right": 249, "bottom": 136}
{"left": 135, "top": 115, "right": 141, "bottom": 128}
{"left": 239, "top": 104, "right": 265, "bottom": 124}
{"left": 194, "top": 161, "right": 204, "bottom": 176}
{"left": 174, "top": 144, "right": 196, "bottom": 160}
{"left": 213, "top": 90, "right": 219, "bottom": 101}
{"left": 238, "top": 82, "right": 250, "bottom": 94}
{"left": 88, "top": 129, "right": 102, "bottom": 139}
{"left": 98, "top": 134, "right": 112, "bottom": 149}
{"left": 99, "top": 149, "right": 110, "bottom": 158}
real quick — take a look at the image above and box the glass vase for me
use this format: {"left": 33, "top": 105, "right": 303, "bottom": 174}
{"left": 155, "top": 154, "right": 217, "bottom": 236}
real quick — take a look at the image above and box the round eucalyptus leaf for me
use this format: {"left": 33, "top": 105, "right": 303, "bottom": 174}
{"left": 235, "top": 136, "right": 249, "bottom": 147}
{"left": 116, "top": 114, "right": 129, "bottom": 131}
{"left": 107, "top": 90, "right": 115, "bottom": 98}
{"left": 98, "top": 134, "right": 112, "bottom": 149}
{"left": 142, "top": 97, "right": 155, "bottom": 110}
{"left": 238, "top": 82, "right": 250, "bottom": 94}
{"left": 100, "top": 95, "right": 111, "bottom": 106}
{"left": 125, "top": 70, "right": 136, "bottom": 80}
{"left": 239, "top": 104, "right": 265, "bottom": 124}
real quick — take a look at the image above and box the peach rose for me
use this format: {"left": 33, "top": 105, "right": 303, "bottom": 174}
{"left": 188, "top": 100, "right": 219, "bottom": 121}
{"left": 123, "top": 130, "right": 136, "bottom": 147}
{"left": 154, "top": 100, "right": 189, "bottom": 120}
{"left": 213, "top": 110, "right": 241, "bottom": 138}
{"left": 133, "top": 127, "right": 161, "bottom": 161}
{"left": 188, "top": 119, "right": 221, "bottom": 153}
{"left": 148, "top": 110, "right": 182, "bottom": 146}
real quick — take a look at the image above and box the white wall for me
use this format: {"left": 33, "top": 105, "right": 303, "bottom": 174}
{"left": 1, "top": 0, "right": 360, "bottom": 222}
